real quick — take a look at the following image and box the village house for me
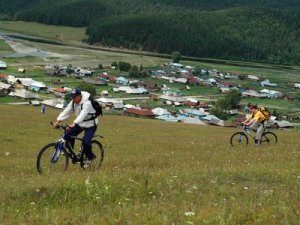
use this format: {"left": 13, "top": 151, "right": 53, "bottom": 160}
{"left": 0, "top": 73, "right": 8, "bottom": 81}
{"left": 138, "top": 80, "right": 159, "bottom": 91}
{"left": 83, "top": 77, "right": 107, "bottom": 86}
{"left": 0, "top": 60, "right": 7, "bottom": 69}
{"left": 0, "top": 82, "right": 12, "bottom": 96}
{"left": 183, "top": 100, "right": 200, "bottom": 108}
{"left": 9, "top": 89, "right": 39, "bottom": 99}
{"left": 259, "top": 89, "right": 282, "bottom": 98}
{"left": 74, "top": 67, "right": 94, "bottom": 76}
{"left": 162, "top": 88, "right": 181, "bottom": 97}
{"left": 169, "top": 63, "right": 184, "bottom": 70}
{"left": 160, "top": 75, "right": 176, "bottom": 83}
{"left": 247, "top": 75, "right": 260, "bottom": 82}
{"left": 98, "top": 73, "right": 116, "bottom": 82}
{"left": 293, "top": 83, "right": 300, "bottom": 89}
{"left": 178, "top": 108, "right": 208, "bottom": 119}
{"left": 41, "top": 98, "right": 64, "bottom": 109}
{"left": 186, "top": 76, "right": 200, "bottom": 86}
{"left": 51, "top": 87, "right": 70, "bottom": 97}
{"left": 45, "top": 64, "right": 66, "bottom": 76}
{"left": 260, "top": 79, "right": 278, "bottom": 87}
{"left": 30, "top": 81, "right": 47, "bottom": 92}
{"left": 124, "top": 108, "right": 155, "bottom": 118}
{"left": 242, "top": 89, "right": 266, "bottom": 98}
{"left": 116, "top": 76, "right": 129, "bottom": 85}
{"left": 96, "top": 97, "right": 124, "bottom": 110}
{"left": 174, "top": 77, "right": 187, "bottom": 84}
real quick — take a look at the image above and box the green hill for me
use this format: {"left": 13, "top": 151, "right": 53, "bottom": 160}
{"left": 0, "top": 104, "right": 299, "bottom": 224}
{"left": 0, "top": 0, "right": 300, "bottom": 65}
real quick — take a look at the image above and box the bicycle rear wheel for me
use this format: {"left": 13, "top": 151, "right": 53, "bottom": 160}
{"left": 230, "top": 132, "right": 249, "bottom": 147}
{"left": 80, "top": 140, "right": 104, "bottom": 171}
{"left": 37, "top": 143, "right": 69, "bottom": 174}
{"left": 261, "top": 132, "right": 278, "bottom": 144}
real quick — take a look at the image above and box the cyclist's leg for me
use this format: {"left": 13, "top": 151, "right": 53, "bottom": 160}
{"left": 82, "top": 126, "right": 97, "bottom": 160}
{"left": 249, "top": 121, "right": 259, "bottom": 132}
{"left": 249, "top": 121, "right": 259, "bottom": 143}
{"left": 64, "top": 124, "right": 83, "bottom": 150}
{"left": 255, "top": 122, "right": 264, "bottom": 144}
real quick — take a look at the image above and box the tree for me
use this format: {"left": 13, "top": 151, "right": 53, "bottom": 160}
{"left": 111, "top": 61, "right": 118, "bottom": 69}
{"left": 118, "top": 61, "right": 131, "bottom": 72}
{"left": 210, "top": 89, "right": 241, "bottom": 119}
{"left": 77, "top": 83, "right": 97, "bottom": 97}
{"left": 172, "top": 51, "right": 181, "bottom": 63}
{"left": 128, "top": 65, "right": 139, "bottom": 78}
{"left": 66, "top": 64, "right": 73, "bottom": 74}
{"left": 139, "top": 64, "right": 144, "bottom": 71}
{"left": 225, "top": 89, "right": 242, "bottom": 109}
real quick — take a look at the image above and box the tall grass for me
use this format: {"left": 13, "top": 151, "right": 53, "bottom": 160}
{"left": 0, "top": 104, "right": 299, "bottom": 224}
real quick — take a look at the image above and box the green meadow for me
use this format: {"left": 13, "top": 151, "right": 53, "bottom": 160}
{"left": 0, "top": 104, "right": 299, "bottom": 224}
{"left": 0, "top": 21, "right": 87, "bottom": 45}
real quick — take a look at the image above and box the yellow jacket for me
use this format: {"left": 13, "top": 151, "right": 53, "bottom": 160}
{"left": 251, "top": 111, "right": 265, "bottom": 123}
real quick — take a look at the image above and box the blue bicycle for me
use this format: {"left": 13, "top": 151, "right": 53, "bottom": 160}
{"left": 37, "top": 123, "right": 104, "bottom": 174}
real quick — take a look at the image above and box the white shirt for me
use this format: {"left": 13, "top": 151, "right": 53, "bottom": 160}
{"left": 57, "top": 91, "right": 98, "bottom": 128}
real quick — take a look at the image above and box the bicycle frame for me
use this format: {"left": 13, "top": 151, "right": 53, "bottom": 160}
{"left": 51, "top": 126, "right": 83, "bottom": 164}
{"left": 241, "top": 126, "right": 256, "bottom": 140}
{"left": 50, "top": 125, "right": 104, "bottom": 163}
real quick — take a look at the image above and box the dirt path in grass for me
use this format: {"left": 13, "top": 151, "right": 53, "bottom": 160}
{"left": 4, "top": 38, "right": 71, "bottom": 59}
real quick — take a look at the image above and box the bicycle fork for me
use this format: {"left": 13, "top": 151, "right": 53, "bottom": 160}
{"left": 238, "top": 131, "right": 246, "bottom": 142}
{"left": 51, "top": 139, "right": 65, "bottom": 163}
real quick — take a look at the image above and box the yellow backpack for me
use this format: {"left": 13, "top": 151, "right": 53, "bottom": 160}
{"left": 258, "top": 106, "right": 271, "bottom": 121}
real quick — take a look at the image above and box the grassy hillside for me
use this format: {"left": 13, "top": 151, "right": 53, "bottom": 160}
{"left": 0, "top": 104, "right": 299, "bottom": 224}
{"left": 0, "top": 21, "right": 87, "bottom": 45}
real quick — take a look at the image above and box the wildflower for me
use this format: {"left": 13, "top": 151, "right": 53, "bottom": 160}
{"left": 85, "top": 177, "right": 91, "bottom": 186}
{"left": 244, "top": 186, "right": 249, "bottom": 190}
{"left": 184, "top": 212, "right": 195, "bottom": 216}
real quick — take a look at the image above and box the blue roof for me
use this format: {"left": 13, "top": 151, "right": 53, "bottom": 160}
{"left": 156, "top": 115, "right": 179, "bottom": 122}
{"left": 181, "top": 109, "right": 208, "bottom": 117}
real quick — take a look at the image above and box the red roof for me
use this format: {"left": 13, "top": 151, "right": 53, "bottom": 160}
{"left": 199, "top": 103, "right": 209, "bottom": 108}
{"left": 0, "top": 74, "right": 8, "bottom": 79}
{"left": 99, "top": 73, "right": 116, "bottom": 81}
{"left": 184, "top": 101, "right": 199, "bottom": 107}
{"left": 54, "top": 87, "right": 68, "bottom": 93}
{"left": 125, "top": 108, "right": 154, "bottom": 116}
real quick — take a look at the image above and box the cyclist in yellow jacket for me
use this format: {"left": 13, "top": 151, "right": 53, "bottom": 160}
{"left": 242, "top": 105, "right": 266, "bottom": 144}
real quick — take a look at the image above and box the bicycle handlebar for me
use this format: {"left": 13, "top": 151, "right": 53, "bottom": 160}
{"left": 50, "top": 121, "right": 68, "bottom": 130}
{"left": 50, "top": 121, "right": 104, "bottom": 138}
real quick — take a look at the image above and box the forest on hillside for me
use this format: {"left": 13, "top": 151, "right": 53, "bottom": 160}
{"left": 0, "top": 0, "right": 299, "bottom": 65}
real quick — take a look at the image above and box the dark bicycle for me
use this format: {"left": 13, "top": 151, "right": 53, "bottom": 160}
{"left": 230, "top": 124, "right": 277, "bottom": 147}
{"left": 37, "top": 123, "right": 104, "bottom": 174}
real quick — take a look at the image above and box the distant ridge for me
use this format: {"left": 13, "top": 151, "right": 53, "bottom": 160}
{"left": 1, "top": 0, "right": 299, "bottom": 65}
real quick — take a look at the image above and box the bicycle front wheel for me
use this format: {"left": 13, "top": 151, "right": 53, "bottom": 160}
{"left": 230, "top": 132, "right": 249, "bottom": 147}
{"left": 37, "top": 143, "right": 69, "bottom": 174}
{"left": 261, "top": 132, "right": 278, "bottom": 144}
{"left": 80, "top": 140, "right": 104, "bottom": 171}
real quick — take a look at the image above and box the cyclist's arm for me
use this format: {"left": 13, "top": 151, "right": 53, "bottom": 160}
{"left": 57, "top": 101, "right": 74, "bottom": 122}
{"left": 243, "top": 117, "right": 256, "bottom": 126}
